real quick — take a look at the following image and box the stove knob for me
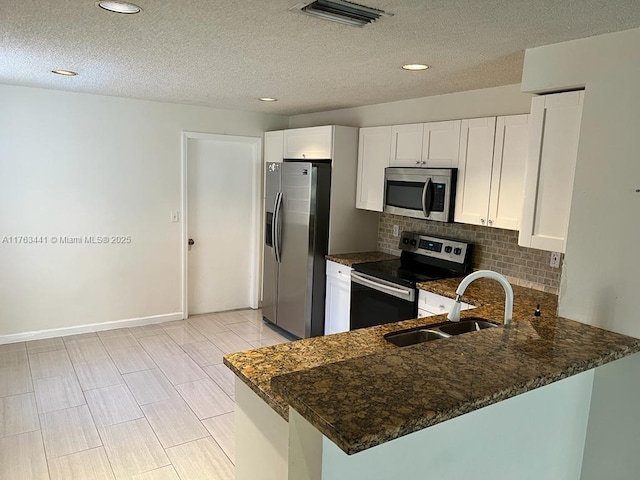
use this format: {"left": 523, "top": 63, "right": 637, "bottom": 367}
{"left": 453, "top": 247, "right": 462, "bottom": 255}
{"left": 402, "top": 238, "right": 409, "bottom": 245}
{"left": 444, "top": 246, "right": 452, "bottom": 253}
{"left": 410, "top": 239, "right": 417, "bottom": 246}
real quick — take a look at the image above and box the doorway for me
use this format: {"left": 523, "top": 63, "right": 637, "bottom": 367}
{"left": 182, "top": 132, "right": 262, "bottom": 316}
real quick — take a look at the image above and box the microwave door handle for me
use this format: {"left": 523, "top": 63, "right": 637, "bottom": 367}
{"left": 422, "top": 178, "right": 433, "bottom": 218}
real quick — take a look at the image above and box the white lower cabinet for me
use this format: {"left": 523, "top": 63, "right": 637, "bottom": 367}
{"left": 325, "top": 261, "right": 352, "bottom": 335}
{"left": 418, "top": 290, "right": 475, "bottom": 317}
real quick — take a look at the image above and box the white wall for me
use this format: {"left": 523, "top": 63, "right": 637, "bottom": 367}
{"left": 289, "top": 84, "right": 532, "bottom": 128}
{"left": 521, "top": 27, "right": 640, "bottom": 337}
{"left": 580, "top": 353, "right": 640, "bottom": 479}
{"left": 0, "top": 84, "right": 287, "bottom": 338}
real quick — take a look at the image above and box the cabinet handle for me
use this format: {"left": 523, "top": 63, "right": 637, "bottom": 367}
{"left": 488, "top": 219, "right": 493, "bottom": 226}
{"left": 415, "top": 161, "right": 420, "bottom": 165}
{"left": 480, "top": 218, "right": 486, "bottom": 225}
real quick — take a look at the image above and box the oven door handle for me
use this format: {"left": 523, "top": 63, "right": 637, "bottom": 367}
{"left": 351, "top": 272, "right": 415, "bottom": 301}
{"left": 422, "top": 178, "right": 432, "bottom": 218}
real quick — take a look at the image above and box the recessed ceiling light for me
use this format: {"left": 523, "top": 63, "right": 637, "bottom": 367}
{"left": 402, "top": 64, "right": 430, "bottom": 71}
{"left": 96, "top": 1, "right": 142, "bottom": 14}
{"left": 259, "top": 97, "right": 278, "bottom": 102}
{"left": 51, "top": 70, "right": 78, "bottom": 76}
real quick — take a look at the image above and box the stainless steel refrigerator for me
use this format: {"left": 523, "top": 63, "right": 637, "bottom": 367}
{"left": 263, "top": 161, "right": 331, "bottom": 338}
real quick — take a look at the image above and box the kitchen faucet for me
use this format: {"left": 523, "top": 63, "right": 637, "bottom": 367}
{"left": 447, "top": 270, "right": 514, "bottom": 325}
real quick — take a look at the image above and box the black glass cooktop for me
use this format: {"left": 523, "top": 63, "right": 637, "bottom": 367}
{"left": 352, "top": 259, "right": 457, "bottom": 288}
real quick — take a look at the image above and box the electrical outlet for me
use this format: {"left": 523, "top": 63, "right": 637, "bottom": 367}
{"left": 550, "top": 252, "right": 561, "bottom": 268}
{"left": 392, "top": 225, "right": 399, "bottom": 237}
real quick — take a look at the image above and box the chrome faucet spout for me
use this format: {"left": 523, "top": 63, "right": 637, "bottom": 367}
{"left": 446, "top": 270, "right": 514, "bottom": 325}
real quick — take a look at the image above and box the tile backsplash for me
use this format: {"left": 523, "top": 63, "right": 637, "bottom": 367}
{"left": 378, "top": 213, "right": 561, "bottom": 294}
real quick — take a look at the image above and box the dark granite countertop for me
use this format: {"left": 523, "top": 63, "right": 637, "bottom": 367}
{"left": 270, "top": 314, "right": 639, "bottom": 454}
{"left": 325, "top": 251, "right": 398, "bottom": 267}
{"left": 224, "top": 278, "right": 558, "bottom": 418}
{"left": 224, "top": 276, "right": 640, "bottom": 455}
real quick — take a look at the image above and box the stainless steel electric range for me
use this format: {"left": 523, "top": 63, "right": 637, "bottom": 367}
{"left": 350, "top": 231, "right": 473, "bottom": 330}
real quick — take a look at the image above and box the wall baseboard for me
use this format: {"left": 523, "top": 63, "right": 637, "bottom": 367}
{"left": 0, "top": 312, "right": 184, "bottom": 345}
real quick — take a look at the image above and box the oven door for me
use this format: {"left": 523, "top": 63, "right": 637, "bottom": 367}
{"left": 384, "top": 168, "right": 456, "bottom": 222}
{"left": 350, "top": 271, "right": 417, "bottom": 330}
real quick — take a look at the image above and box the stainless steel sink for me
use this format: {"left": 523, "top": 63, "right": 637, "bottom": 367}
{"left": 438, "top": 318, "right": 497, "bottom": 335}
{"left": 384, "top": 318, "right": 499, "bottom": 347}
{"left": 385, "top": 329, "right": 449, "bottom": 347}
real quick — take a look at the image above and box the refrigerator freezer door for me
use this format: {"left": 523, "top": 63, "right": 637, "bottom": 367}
{"left": 262, "top": 163, "right": 281, "bottom": 324}
{"left": 277, "top": 163, "right": 315, "bottom": 338}
{"left": 276, "top": 163, "right": 314, "bottom": 338}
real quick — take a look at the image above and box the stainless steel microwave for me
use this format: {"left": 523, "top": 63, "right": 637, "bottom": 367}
{"left": 384, "top": 167, "right": 457, "bottom": 222}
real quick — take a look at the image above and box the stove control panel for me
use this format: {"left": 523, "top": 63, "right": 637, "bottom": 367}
{"left": 399, "top": 231, "right": 470, "bottom": 264}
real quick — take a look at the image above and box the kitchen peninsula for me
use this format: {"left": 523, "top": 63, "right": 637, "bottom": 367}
{"left": 225, "top": 278, "right": 640, "bottom": 480}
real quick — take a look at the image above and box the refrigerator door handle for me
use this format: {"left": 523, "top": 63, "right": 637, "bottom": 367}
{"left": 271, "top": 192, "right": 279, "bottom": 258}
{"left": 273, "top": 191, "right": 283, "bottom": 263}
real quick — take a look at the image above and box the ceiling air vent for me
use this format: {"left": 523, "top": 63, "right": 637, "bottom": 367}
{"left": 291, "top": 0, "right": 391, "bottom": 27}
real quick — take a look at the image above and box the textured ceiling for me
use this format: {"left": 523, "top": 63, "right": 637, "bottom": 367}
{"left": 1, "top": 1, "right": 640, "bottom": 115}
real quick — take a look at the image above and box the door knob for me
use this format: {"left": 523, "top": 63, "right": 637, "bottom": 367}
{"left": 188, "top": 238, "right": 195, "bottom": 246}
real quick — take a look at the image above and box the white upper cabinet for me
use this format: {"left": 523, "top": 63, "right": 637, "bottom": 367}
{"left": 421, "top": 120, "right": 461, "bottom": 168}
{"left": 489, "top": 115, "right": 529, "bottom": 230}
{"left": 283, "top": 126, "right": 333, "bottom": 159}
{"left": 389, "top": 124, "right": 424, "bottom": 167}
{"left": 519, "top": 91, "right": 584, "bottom": 253}
{"left": 356, "top": 126, "right": 391, "bottom": 212}
{"left": 455, "top": 117, "right": 497, "bottom": 225}
{"left": 264, "top": 130, "right": 284, "bottom": 164}
{"left": 455, "top": 115, "right": 529, "bottom": 230}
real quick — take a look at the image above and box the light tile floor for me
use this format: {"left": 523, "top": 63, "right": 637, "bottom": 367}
{"left": 0, "top": 309, "right": 291, "bottom": 480}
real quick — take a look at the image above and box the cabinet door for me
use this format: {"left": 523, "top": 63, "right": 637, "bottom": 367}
{"left": 389, "top": 124, "right": 423, "bottom": 167}
{"left": 325, "top": 262, "right": 351, "bottom": 335}
{"left": 264, "top": 131, "right": 284, "bottom": 164}
{"left": 283, "top": 126, "right": 333, "bottom": 159}
{"left": 488, "top": 115, "right": 529, "bottom": 230}
{"left": 356, "top": 126, "right": 391, "bottom": 211}
{"left": 519, "top": 91, "right": 584, "bottom": 253}
{"left": 454, "top": 117, "right": 496, "bottom": 226}
{"left": 421, "top": 120, "right": 461, "bottom": 168}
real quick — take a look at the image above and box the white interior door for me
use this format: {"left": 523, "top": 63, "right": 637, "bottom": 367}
{"left": 185, "top": 134, "right": 260, "bottom": 315}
